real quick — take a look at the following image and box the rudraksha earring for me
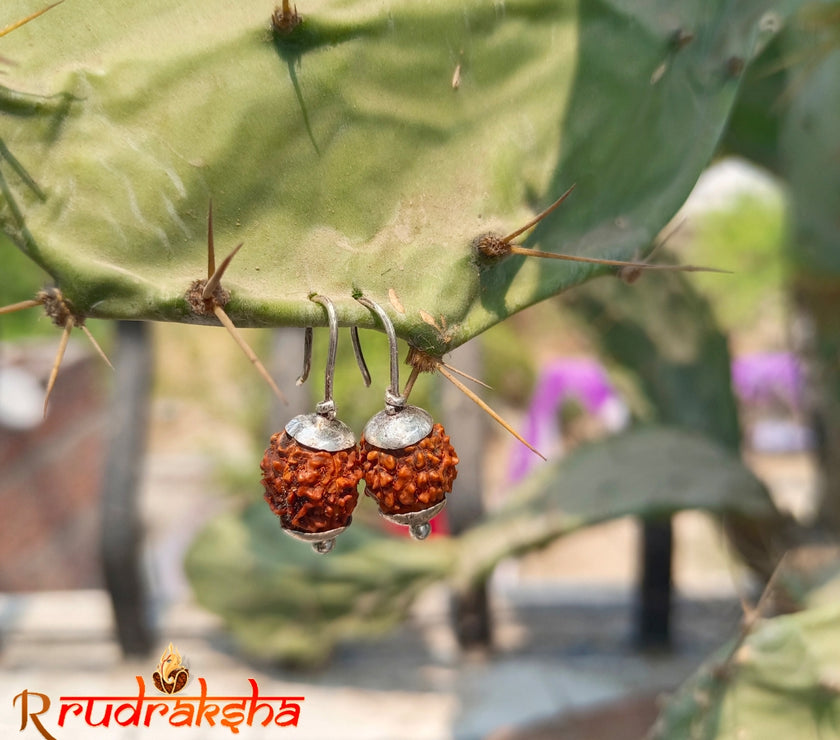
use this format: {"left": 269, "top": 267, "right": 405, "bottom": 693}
{"left": 260, "top": 295, "right": 361, "bottom": 553}
{"left": 355, "top": 296, "right": 459, "bottom": 540}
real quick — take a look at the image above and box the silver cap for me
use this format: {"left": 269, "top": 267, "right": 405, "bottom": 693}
{"left": 285, "top": 412, "right": 356, "bottom": 452}
{"left": 362, "top": 404, "right": 433, "bottom": 450}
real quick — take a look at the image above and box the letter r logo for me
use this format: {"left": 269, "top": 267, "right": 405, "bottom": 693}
{"left": 13, "top": 690, "right": 57, "bottom": 740}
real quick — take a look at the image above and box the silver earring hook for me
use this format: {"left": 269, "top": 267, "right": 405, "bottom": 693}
{"left": 310, "top": 295, "right": 337, "bottom": 419}
{"left": 355, "top": 296, "right": 404, "bottom": 412}
{"left": 296, "top": 327, "right": 313, "bottom": 386}
{"left": 298, "top": 325, "right": 370, "bottom": 388}
{"left": 350, "top": 326, "right": 372, "bottom": 387}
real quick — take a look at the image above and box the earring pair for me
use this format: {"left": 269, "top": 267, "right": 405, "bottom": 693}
{"left": 260, "top": 295, "right": 458, "bottom": 553}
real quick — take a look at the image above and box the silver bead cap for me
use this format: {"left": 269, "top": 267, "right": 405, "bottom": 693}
{"left": 285, "top": 412, "right": 356, "bottom": 452}
{"left": 280, "top": 523, "right": 348, "bottom": 554}
{"left": 377, "top": 500, "right": 447, "bottom": 540}
{"left": 363, "top": 404, "right": 433, "bottom": 449}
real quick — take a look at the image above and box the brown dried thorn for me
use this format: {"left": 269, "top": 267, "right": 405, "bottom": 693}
{"left": 508, "top": 245, "right": 730, "bottom": 275}
{"left": 501, "top": 183, "right": 577, "bottom": 243}
{"left": 206, "top": 200, "right": 215, "bottom": 280}
{"left": 195, "top": 202, "right": 284, "bottom": 402}
{"left": 0, "top": 1, "right": 64, "bottom": 38}
{"left": 440, "top": 361, "right": 492, "bottom": 390}
{"left": 403, "top": 365, "right": 421, "bottom": 400}
{"left": 437, "top": 364, "right": 545, "bottom": 460}
{"left": 79, "top": 325, "right": 114, "bottom": 370}
{"left": 212, "top": 304, "right": 287, "bottom": 404}
{"left": 0, "top": 298, "right": 41, "bottom": 315}
{"left": 619, "top": 217, "right": 687, "bottom": 284}
{"left": 43, "top": 315, "right": 73, "bottom": 417}
{"left": 478, "top": 185, "right": 725, "bottom": 275}
{"left": 202, "top": 243, "right": 243, "bottom": 301}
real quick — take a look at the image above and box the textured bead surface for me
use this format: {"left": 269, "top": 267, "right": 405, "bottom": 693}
{"left": 360, "top": 423, "right": 459, "bottom": 515}
{"left": 261, "top": 431, "right": 361, "bottom": 533}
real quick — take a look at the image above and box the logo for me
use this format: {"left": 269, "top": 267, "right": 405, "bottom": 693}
{"left": 152, "top": 643, "right": 190, "bottom": 695}
{"left": 13, "top": 643, "right": 303, "bottom": 738}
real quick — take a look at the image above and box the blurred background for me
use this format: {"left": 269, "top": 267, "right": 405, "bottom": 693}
{"left": 2, "top": 153, "right": 833, "bottom": 739}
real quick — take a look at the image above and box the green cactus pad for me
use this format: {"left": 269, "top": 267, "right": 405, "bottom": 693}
{"left": 1, "top": 0, "right": 784, "bottom": 353}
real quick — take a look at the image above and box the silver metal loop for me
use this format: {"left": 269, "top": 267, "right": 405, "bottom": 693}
{"left": 355, "top": 296, "right": 400, "bottom": 406}
{"left": 350, "top": 326, "right": 372, "bottom": 387}
{"left": 385, "top": 389, "right": 406, "bottom": 412}
{"left": 314, "top": 399, "right": 336, "bottom": 418}
{"left": 310, "top": 295, "right": 338, "bottom": 413}
{"left": 296, "top": 327, "right": 313, "bottom": 386}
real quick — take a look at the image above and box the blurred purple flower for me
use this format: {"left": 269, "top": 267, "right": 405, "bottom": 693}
{"left": 731, "top": 352, "right": 803, "bottom": 409}
{"left": 510, "top": 352, "right": 806, "bottom": 483}
{"left": 508, "top": 358, "right": 623, "bottom": 482}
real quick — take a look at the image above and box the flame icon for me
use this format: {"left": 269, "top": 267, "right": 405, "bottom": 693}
{"left": 152, "top": 642, "right": 190, "bottom": 695}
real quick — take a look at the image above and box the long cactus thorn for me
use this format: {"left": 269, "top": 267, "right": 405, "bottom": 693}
{"left": 437, "top": 364, "right": 545, "bottom": 460}
{"left": 619, "top": 217, "right": 688, "bottom": 284}
{"left": 474, "top": 183, "right": 575, "bottom": 259}
{"left": 403, "top": 364, "right": 422, "bottom": 400}
{"left": 0, "top": 298, "right": 41, "bottom": 315}
{"left": 185, "top": 207, "right": 285, "bottom": 403}
{"left": 206, "top": 199, "right": 215, "bottom": 279}
{"left": 406, "top": 346, "right": 541, "bottom": 458}
{"left": 0, "top": 1, "right": 64, "bottom": 39}
{"left": 504, "top": 183, "right": 577, "bottom": 243}
{"left": 34, "top": 287, "right": 115, "bottom": 370}
{"left": 504, "top": 248, "right": 730, "bottom": 274}
{"left": 79, "top": 325, "right": 114, "bottom": 370}
{"left": 202, "top": 242, "right": 243, "bottom": 302}
{"left": 212, "top": 304, "right": 287, "bottom": 404}
{"left": 440, "top": 361, "right": 492, "bottom": 390}
{"left": 476, "top": 183, "right": 725, "bottom": 276}
{"left": 43, "top": 314, "right": 74, "bottom": 418}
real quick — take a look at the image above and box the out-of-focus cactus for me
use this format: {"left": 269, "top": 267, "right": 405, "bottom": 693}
{"left": 452, "top": 426, "right": 777, "bottom": 588}
{"left": 1, "top": 0, "right": 789, "bottom": 353}
{"left": 185, "top": 426, "right": 777, "bottom": 662}
{"left": 651, "top": 600, "right": 840, "bottom": 740}
{"left": 779, "top": 10, "right": 840, "bottom": 532}
{"left": 184, "top": 502, "right": 456, "bottom": 666}
{"left": 565, "top": 262, "right": 796, "bottom": 578}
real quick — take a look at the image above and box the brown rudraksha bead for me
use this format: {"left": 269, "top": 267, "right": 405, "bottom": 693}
{"left": 360, "top": 423, "right": 458, "bottom": 516}
{"left": 261, "top": 431, "right": 362, "bottom": 534}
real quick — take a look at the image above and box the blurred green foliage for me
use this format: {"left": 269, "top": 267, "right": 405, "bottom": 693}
{"left": 0, "top": 232, "right": 51, "bottom": 339}
{"left": 686, "top": 191, "right": 789, "bottom": 332}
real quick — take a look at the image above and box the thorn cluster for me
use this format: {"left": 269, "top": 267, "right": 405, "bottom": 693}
{"left": 474, "top": 183, "right": 726, "bottom": 277}
{"left": 405, "top": 347, "right": 545, "bottom": 460}
{"left": 0, "top": 286, "right": 112, "bottom": 416}
{"left": 185, "top": 202, "right": 286, "bottom": 404}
